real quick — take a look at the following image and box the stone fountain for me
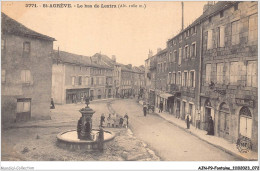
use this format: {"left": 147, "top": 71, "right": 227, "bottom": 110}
{"left": 57, "top": 97, "right": 115, "bottom": 151}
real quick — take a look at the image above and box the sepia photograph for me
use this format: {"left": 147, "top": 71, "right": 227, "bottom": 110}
{"left": 1, "top": 0, "right": 259, "bottom": 170}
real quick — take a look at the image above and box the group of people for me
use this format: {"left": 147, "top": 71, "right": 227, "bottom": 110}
{"left": 185, "top": 113, "right": 214, "bottom": 135}
{"left": 100, "top": 113, "right": 129, "bottom": 128}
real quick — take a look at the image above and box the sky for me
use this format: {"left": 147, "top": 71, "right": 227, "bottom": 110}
{"left": 2, "top": 1, "right": 207, "bottom": 66}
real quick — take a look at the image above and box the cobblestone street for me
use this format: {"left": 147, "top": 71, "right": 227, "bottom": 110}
{"left": 1, "top": 100, "right": 159, "bottom": 161}
{"left": 111, "top": 99, "right": 241, "bottom": 161}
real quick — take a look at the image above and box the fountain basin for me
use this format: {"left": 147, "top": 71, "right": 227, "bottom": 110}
{"left": 57, "top": 129, "right": 115, "bottom": 151}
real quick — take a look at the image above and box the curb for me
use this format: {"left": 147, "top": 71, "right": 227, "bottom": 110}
{"left": 153, "top": 112, "right": 252, "bottom": 161}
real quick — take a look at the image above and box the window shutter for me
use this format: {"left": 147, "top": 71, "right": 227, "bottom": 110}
{"left": 21, "top": 70, "right": 25, "bottom": 82}
{"left": 26, "top": 70, "right": 31, "bottom": 82}
{"left": 17, "top": 102, "right": 23, "bottom": 113}
{"left": 207, "top": 30, "right": 213, "bottom": 49}
{"left": 225, "top": 63, "right": 230, "bottom": 84}
{"left": 220, "top": 26, "right": 225, "bottom": 47}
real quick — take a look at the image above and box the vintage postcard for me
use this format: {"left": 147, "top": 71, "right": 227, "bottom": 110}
{"left": 1, "top": 1, "right": 259, "bottom": 170}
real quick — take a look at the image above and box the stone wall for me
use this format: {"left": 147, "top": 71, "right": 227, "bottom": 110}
{"left": 1, "top": 33, "right": 53, "bottom": 124}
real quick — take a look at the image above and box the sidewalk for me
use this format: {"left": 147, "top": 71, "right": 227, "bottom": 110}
{"left": 153, "top": 108, "right": 258, "bottom": 161}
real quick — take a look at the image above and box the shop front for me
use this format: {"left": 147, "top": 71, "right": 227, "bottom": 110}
{"left": 66, "top": 88, "right": 89, "bottom": 104}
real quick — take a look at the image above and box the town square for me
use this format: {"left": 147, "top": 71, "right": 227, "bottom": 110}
{"left": 1, "top": 1, "right": 259, "bottom": 170}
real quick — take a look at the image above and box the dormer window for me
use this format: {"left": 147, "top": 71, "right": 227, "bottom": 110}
{"left": 23, "top": 42, "right": 30, "bottom": 57}
{"left": 209, "top": 16, "right": 212, "bottom": 23}
{"left": 220, "top": 11, "right": 224, "bottom": 18}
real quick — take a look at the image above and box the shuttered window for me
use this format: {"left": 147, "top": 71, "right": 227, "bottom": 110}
{"left": 248, "top": 14, "right": 258, "bottom": 42}
{"left": 217, "top": 63, "right": 224, "bottom": 84}
{"left": 231, "top": 20, "right": 240, "bottom": 45}
{"left": 21, "top": 70, "right": 31, "bottom": 83}
{"left": 205, "top": 64, "right": 211, "bottom": 83}
{"left": 207, "top": 30, "right": 213, "bottom": 49}
{"left": 230, "top": 62, "right": 239, "bottom": 84}
{"left": 247, "top": 61, "right": 257, "bottom": 87}
{"left": 178, "top": 48, "right": 182, "bottom": 65}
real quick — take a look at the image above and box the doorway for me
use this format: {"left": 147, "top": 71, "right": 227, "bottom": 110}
{"left": 16, "top": 98, "right": 31, "bottom": 122}
{"left": 218, "top": 103, "right": 230, "bottom": 139}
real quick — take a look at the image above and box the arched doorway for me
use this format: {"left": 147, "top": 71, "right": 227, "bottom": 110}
{"left": 204, "top": 99, "right": 213, "bottom": 131}
{"left": 239, "top": 107, "right": 252, "bottom": 139}
{"left": 218, "top": 102, "right": 230, "bottom": 139}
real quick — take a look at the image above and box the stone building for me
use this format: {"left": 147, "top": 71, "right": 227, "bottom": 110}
{"left": 145, "top": 53, "right": 157, "bottom": 106}
{"left": 154, "top": 48, "right": 171, "bottom": 111}
{"left": 132, "top": 66, "right": 145, "bottom": 98}
{"left": 120, "top": 64, "right": 134, "bottom": 97}
{"left": 91, "top": 54, "right": 121, "bottom": 98}
{"left": 52, "top": 51, "right": 113, "bottom": 104}
{"left": 145, "top": 1, "right": 258, "bottom": 151}
{"left": 1, "top": 13, "right": 55, "bottom": 124}
{"left": 200, "top": 1, "right": 258, "bottom": 150}
{"left": 90, "top": 54, "right": 114, "bottom": 99}
{"left": 166, "top": 8, "right": 202, "bottom": 124}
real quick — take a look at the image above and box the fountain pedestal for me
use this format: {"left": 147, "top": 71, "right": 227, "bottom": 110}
{"left": 57, "top": 97, "right": 115, "bottom": 151}
{"left": 77, "top": 97, "right": 95, "bottom": 140}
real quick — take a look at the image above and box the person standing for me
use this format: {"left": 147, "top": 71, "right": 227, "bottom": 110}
{"left": 50, "top": 98, "right": 55, "bottom": 109}
{"left": 100, "top": 113, "right": 105, "bottom": 127}
{"left": 185, "top": 113, "right": 191, "bottom": 129}
{"left": 143, "top": 103, "right": 147, "bottom": 117}
{"left": 124, "top": 113, "right": 129, "bottom": 128}
{"left": 196, "top": 110, "right": 201, "bottom": 129}
{"left": 159, "top": 100, "right": 163, "bottom": 113}
{"left": 207, "top": 116, "right": 214, "bottom": 135}
{"left": 107, "top": 114, "right": 112, "bottom": 127}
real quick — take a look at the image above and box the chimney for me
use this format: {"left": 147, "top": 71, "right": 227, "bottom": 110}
{"left": 112, "top": 55, "right": 116, "bottom": 62}
{"left": 181, "top": 2, "right": 184, "bottom": 31}
{"left": 98, "top": 55, "right": 101, "bottom": 64}
{"left": 127, "top": 64, "right": 132, "bottom": 69}
{"left": 203, "top": 1, "right": 214, "bottom": 13}
{"left": 148, "top": 49, "right": 153, "bottom": 58}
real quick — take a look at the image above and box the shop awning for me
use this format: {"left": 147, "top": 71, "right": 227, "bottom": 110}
{"left": 160, "top": 93, "right": 174, "bottom": 99}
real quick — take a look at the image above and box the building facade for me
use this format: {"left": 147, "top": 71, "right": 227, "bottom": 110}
{"left": 1, "top": 13, "right": 55, "bottom": 124}
{"left": 145, "top": 1, "right": 258, "bottom": 151}
{"left": 52, "top": 51, "right": 113, "bottom": 104}
{"left": 200, "top": 1, "right": 258, "bottom": 150}
{"left": 166, "top": 14, "right": 202, "bottom": 124}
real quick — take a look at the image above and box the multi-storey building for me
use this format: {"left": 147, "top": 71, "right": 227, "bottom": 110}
{"left": 145, "top": 1, "right": 258, "bottom": 151}
{"left": 1, "top": 13, "right": 55, "bottom": 123}
{"left": 52, "top": 51, "right": 113, "bottom": 104}
{"left": 154, "top": 48, "right": 171, "bottom": 111}
{"left": 120, "top": 64, "right": 134, "bottom": 97}
{"left": 90, "top": 55, "right": 114, "bottom": 100}
{"left": 200, "top": 1, "right": 258, "bottom": 150}
{"left": 145, "top": 53, "right": 157, "bottom": 106}
{"left": 133, "top": 66, "right": 145, "bottom": 98}
{"left": 91, "top": 53, "right": 121, "bottom": 98}
{"left": 166, "top": 9, "right": 202, "bottom": 122}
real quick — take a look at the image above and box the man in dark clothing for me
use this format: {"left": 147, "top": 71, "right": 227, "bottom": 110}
{"left": 207, "top": 116, "right": 214, "bottom": 135}
{"left": 186, "top": 114, "right": 191, "bottom": 129}
{"left": 159, "top": 101, "right": 163, "bottom": 113}
{"left": 50, "top": 98, "right": 55, "bottom": 109}
{"left": 143, "top": 103, "right": 147, "bottom": 117}
{"left": 100, "top": 113, "right": 105, "bottom": 127}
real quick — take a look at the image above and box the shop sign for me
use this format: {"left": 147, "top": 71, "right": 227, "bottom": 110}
{"left": 235, "top": 98, "right": 254, "bottom": 108}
